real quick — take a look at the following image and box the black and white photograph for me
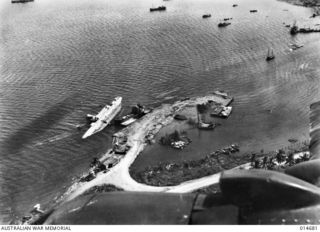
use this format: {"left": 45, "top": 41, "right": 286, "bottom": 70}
{"left": 1, "top": 0, "right": 320, "bottom": 228}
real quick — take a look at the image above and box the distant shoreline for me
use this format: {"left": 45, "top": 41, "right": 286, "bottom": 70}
{"left": 279, "top": 0, "right": 320, "bottom": 15}
{"left": 278, "top": 0, "right": 320, "bottom": 7}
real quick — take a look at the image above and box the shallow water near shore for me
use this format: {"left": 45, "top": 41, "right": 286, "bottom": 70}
{"left": 1, "top": 0, "right": 320, "bottom": 223}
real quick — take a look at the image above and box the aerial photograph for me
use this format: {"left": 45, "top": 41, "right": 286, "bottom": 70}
{"left": 1, "top": 0, "right": 320, "bottom": 227}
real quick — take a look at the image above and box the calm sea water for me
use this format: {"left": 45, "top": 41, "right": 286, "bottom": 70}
{"left": 1, "top": 0, "right": 320, "bottom": 224}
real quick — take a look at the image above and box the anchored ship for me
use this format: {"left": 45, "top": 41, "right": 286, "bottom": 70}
{"left": 266, "top": 48, "right": 275, "bottom": 61}
{"left": 202, "top": 14, "right": 211, "bottom": 18}
{"left": 82, "top": 97, "right": 122, "bottom": 139}
{"left": 218, "top": 22, "right": 231, "bottom": 27}
{"left": 150, "top": 6, "right": 166, "bottom": 12}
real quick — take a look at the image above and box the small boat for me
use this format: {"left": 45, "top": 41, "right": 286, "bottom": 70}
{"left": 210, "top": 106, "right": 232, "bottom": 118}
{"left": 121, "top": 117, "right": 137, "bottom": 126}
{"left": 224, "top": 17, "right": 233, "bottom": 21}
{"left": 220, "top": 106, "right": 232, "bottom": 117}
{"left": 266, "top": 48, "right": 275, "bottom": 61}
{"left": 289, "top": 43, "right": 304, "bottom": 50}
{"left": 233, "top": 4, "right": 238, "bottom": 7}
{"left": 150, "top": 6, "right": 166, "bottom": 12}
{"left": 218, "top": 22, "right": 231, "bottom": 27}
{"left": 250, "top": 10, "right": 258, "bottom": 13}
{"left": 174, "top": 114, "right": 188, "bottom": 120}
{"left": 231, "top": 144, "right": 240, "bottom": 152}
{"left": 202, "top": 14, "right": 211, "bottom": 18}
{"left": 115, "top": 104, "right": 150, "bottom": 127}
{"left": 198, "top": 122, "right": 216, "bottom": 130}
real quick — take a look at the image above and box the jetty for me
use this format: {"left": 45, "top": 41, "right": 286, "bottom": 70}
{"left": 298, "top": 26, "right": 320, "bottom": 33}
{"left": 290, "top": 22, "right": 320, "bottom": 34}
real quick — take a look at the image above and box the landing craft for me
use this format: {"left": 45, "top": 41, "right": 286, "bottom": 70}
{"left": 29, "top": 100, "right": 320, "bottom": 224}
{"left": 82, "top": 97, "right": 122, "bottom": 139}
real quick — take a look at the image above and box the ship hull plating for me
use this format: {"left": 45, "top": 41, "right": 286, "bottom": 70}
{"left": 82, "top": 97, "right": 122, "bottom": 139}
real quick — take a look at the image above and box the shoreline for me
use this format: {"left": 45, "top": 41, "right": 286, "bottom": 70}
{"left": 279, "top": 0, "right": 320, "bottom": 15}
{"left": 279, "top": 0, "right": 320, "bottom": 7}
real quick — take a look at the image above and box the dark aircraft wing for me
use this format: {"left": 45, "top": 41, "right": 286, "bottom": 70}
{"left": 219, "top": 169, "right": 320, "bottom": 224}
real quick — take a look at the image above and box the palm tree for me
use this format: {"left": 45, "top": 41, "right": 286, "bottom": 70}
{"left": 262, "top": 156, "right": 268, "bottom": 169}
{"left": 301, "top": 152, "right": 310, "bottom": 161}
{"left": 254, "top": 160, "right": 261, "bottom": 169}
{"left": 196, "top": 103, "right": 208, "bottom": 124}
{"left": 267, "top": 157, "right": 276, "bottom": 170}
{"left": 276, "top": 151, "right": 284, "bottom": 164}
{"left": 250, "top": 153, "right": 256, "bottom": 167}
{"left": 285, "top": 153, "right": 295, "bottom": 167}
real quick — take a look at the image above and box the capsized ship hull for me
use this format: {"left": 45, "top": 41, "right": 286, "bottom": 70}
{"left": 82, "top": 97, "right": 122, "bottom": 139}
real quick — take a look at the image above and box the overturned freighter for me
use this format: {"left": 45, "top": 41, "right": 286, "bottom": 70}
{"left": 82, "top": 97, "right": 122, "bottom": 139}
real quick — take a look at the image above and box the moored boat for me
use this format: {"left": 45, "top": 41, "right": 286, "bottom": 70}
{"left": 198, "top": 122, "right": 216, "bottom": 130}
{"left": 115, "top": 103, "right": 151, "bottom": 127}
{"left": 202, "top": 14, "right": 211, "bottom": 18}
{"left": 121, "top": 117, "right": 137, "bottom": 126}
{"left": 289, "top": 43, "right": 304, "bottom": 50}
{"left": 82, "top": 97, "right": 122, "bottom": 139}
{"left": 220, "top": 106, "right": 232, "bottom": 117}
{"left": 210, "top": 106, "right": 232, "bottom": 118}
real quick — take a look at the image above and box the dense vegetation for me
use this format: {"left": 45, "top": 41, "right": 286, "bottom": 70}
{"left": 130, "top": 140, "right": 309, "bottom": 188}
{"left": 280, "top": 0, "right": 320, "bottom": 6}
{"left": 300, "top": 0, "right": 320, "bottom": 6}
{"left": 83, "top": 184, "right": 123, "bottom": 195}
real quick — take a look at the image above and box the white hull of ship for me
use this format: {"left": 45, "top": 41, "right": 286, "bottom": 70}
{"left": 82, "top": 97, "right": 122, "bottom": 139}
